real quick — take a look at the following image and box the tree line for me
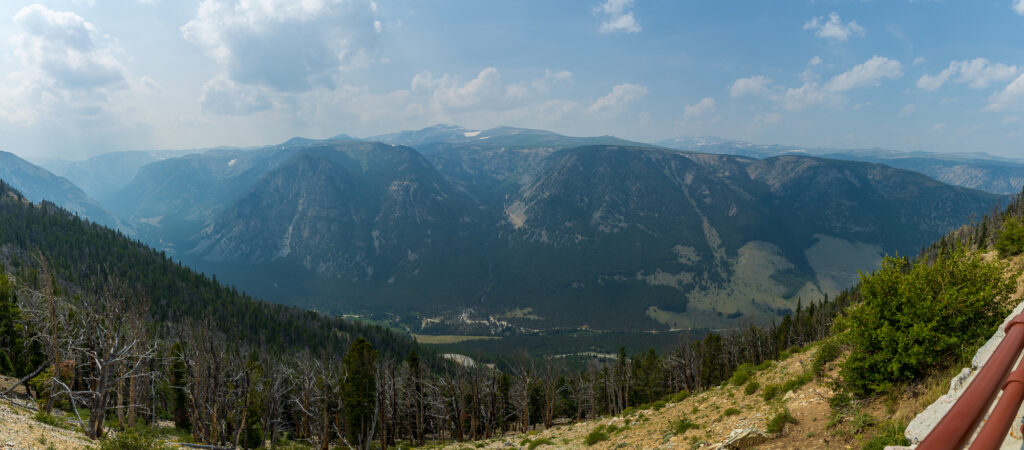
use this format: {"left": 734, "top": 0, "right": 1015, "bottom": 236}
{"left": 0, "top": 264, "right": 852, "bottom": 448}
{"left": 0, "top": 177, "right": 856, "bottom": 447}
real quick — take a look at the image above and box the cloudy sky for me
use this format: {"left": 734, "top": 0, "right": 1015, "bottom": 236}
{"left": 1, "top": 0, "right": 1023, "bottom": 159}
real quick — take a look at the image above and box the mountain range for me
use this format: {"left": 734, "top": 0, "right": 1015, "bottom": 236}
{"left": 658, "top": 136, "right": 1024, "bottom": 195}
{"left": 0, "top": 151, "right": 121, "bottom": 229}
{"left": 2, "top": 126, "right": 1011, "bottom": 334}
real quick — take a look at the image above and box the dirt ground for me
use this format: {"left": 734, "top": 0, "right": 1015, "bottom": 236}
{"left": 0, "top": 376, "right": 95, "bottom": 449}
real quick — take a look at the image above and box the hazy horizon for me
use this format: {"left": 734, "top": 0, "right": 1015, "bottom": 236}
{"left": 2, "top": 1, "right": 1024, "bottom": 159}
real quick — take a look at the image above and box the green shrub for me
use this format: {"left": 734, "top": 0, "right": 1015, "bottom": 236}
{"left": 761, "top": 384, "right": 780, "bottom": 401}
{"left": 766, "top": 410, "right": 797, "bottom": 434}
{"left": 812, "top": 340, "right": 843, "bottom": 375}
{"left": 744, "top": 380, "right": 760, "bottom": 395}
{"left": 584, "top": 427, "right": 610, "bottom": 446}
{"left": 527, "top": 437, "right": 554, "bottom": 449}
{"left": 33, "top": 412, "right": 65, "bottom": 429}
{"left": 841, "top": 249, "right": 1016, "bottom": 397}
{"left": 722, "top": 407, "right": 740, "bottom": 417}
{"left": 997, "top": 215, "right": 1024, "bottom": 256}
{"left": 850, "top": 411, "right": 876, "bottom": 434}
{"left": 651, "top": 400, "right": 667, "bottom": 411}
{"left": 861, "top": 421, "right": 910, "bottom": 450}
{"left": 780, "top": 371, "right": 812, "bottom": 394}
{"left": 670, "top": 391, "right": 690, "bottom": 403}
{"left": 671, "top": 419, "right": 700, "bottom": 435}
{"left": 829, "top": 390, "right": 852, "bottom": 410}
{"left": 755, "top": 360, "right": 774, "bottom": 371}
{"left": 728, "top": 363, "right": 754, "bottom": 386}
{"left": 100, "top": 427, "right": 170, "bottom": 450}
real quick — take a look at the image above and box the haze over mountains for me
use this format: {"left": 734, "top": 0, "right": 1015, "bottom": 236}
{"left": 659, "top": 136, "right": 1024, "bottom": 195}
{"left": 0, "top": 125, "right": 1013, "bottom": 334}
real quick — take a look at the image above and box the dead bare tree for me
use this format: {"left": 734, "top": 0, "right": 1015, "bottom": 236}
{"left": 49, "top": 281, "right": 156, "bottom": 439}
{"left": 510, "top": 350, "right": 533, "bottom": 432}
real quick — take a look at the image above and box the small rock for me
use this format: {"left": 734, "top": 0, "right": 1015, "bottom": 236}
{"left": 720, "top": 427, "right": 770, "bottom": 449}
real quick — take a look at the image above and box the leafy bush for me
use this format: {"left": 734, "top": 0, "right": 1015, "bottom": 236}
{"left": 829, "top": 390, "right": 852, "bottom": 410}
{"left": 780, "top": 371, "right": 812, "bottom": 394}
{"left": 761, "top": 384, "right": 780, "bottom": 401}
{"left": 841, "top": 249, "right": 1016, "bottom": 396}
{"left": 584, "top": 427, "right": 610, "bottom": 446}
{"left": 766, "top": 410, "right": 797, "bottom": 434}
{"left": 997, "top": 215, "right": 1024, "bottom": 256}
{"left": 862, "top": 421, "right": 910, "bottom": 450}
{"left": 722, "top": 407, "right": 740, "bottom": 417}
{"left": 850, "top": 411, "right": 876, "bottom": 434}
{"left": 671, "top": 418, "right": 700, "bottom": 435}
{"left": 526, "top": 437, "right": 554, "bottom": 449}
{"left": 728, "top": 363, "right": 754, "bottom": 386}
{"left": 33, "top": 412, "right": 65, "bottom": 429}
{"left": 744, "top": 380, "right": 760, "bottom": 395}
{"left": 670, "top": 391, "right": 690, "bottom": 403}
{"left": 812, "top": 340, "right": 842, "bottom": 375}
{"left": 100, "top": 427, "right": 170, "bottom": 450}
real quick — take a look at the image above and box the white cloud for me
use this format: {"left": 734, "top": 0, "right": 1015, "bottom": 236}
{"left": 917, "top": 70, "right": 952, "bottom": 91}
{"left": 683, "top": 97, "right": 715, "bottom": 121}
{"left": 182, "top": 0, "right": 379, "bottom": 94}
{"left": 782, "top": 83, "right": 837, "bottom": 111}
{"left": 803, "top": 12, "right": 865, "bottom": 43}
{"left": 596, "top": 0, "right": 641, "bottom": 34}
{"left": 0, "top": 5, "right": 152, "bottom": 156}
{"left": 917, "top": 58, "right": 1017, "bottom": 91}
{"left": 413, "top": 67, "right": 520, "bottom": 112}
{"left": 199, "top": 75, "right": 272, "bottom": 115}
{"left": 987, "top": 73, "right": 1024, "bottom": 111}
{"left": 544, "top": 69, "right": 575, "bottom": 84}
{"left": 899, "top": 103, "right": 915, "bottom": 117}
{"left": 824, "top": 56, "right": 902, "bottom": 92}
{"left": 808, "top": 56, "right": 822, "bottom": 66}
{"left": 731, "top": 56, "right": 902, "bottom": 112}
{"left": 1014, "top": 0, "right": 1024, "bottom": 15}
{"left": 1, "top": 4, "right": 142, "bottom": 129}
{"left": 588, "top": 83, "right": 647, "bottom": 116}
{"left": 729, "top": 76, "right": 773, "bottom": 99}
{"left": 12, "top": 4, "right": 127, "bottom": 92}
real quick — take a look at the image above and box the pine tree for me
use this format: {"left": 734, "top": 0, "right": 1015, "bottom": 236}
{"left": 342, "top": 338, "right": 378, "bottom": 449}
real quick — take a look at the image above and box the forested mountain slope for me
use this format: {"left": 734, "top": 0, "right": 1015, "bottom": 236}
{"left": 0, "top": 152, "right": 121, "bottom": 230}
{"left": 109, "top": 133, "right": 1006, "bottom": 333}
{"left": 0, "top": 179, "right": 418, "bottom": 360}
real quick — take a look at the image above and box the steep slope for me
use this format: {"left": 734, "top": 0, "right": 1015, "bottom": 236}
{"left": 0, "top": 151, "right": 121, "bottom": 229}
{"left": 484, "top": 147, "right": 1004, "bottom": 330}
{"left": 153, "top": 140, "right": 1005, "bottom": 333}
{"left": 0, "top": 179, "right": 423, "bottom": 360}
{"left": 659, "top": 136, "right": 1024, "bottom": 195}
{"left": 186, "top": 144, "right": 491, "bottom": 311}
{"left": 32, "top": 150, "right": 199, "bottom": 205}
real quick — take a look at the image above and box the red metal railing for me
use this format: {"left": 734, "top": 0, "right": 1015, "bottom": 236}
{"left": 918, "top": 313, "right": 1024, "bottom": 449}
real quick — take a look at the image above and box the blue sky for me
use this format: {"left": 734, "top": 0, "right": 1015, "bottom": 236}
{"left": 1, "top": 0, "right": 1024, "bottom": 159}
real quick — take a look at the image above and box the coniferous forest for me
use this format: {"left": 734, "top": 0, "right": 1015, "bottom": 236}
{"left": 0, "top": 177, "right": 859, "bottom": 448}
